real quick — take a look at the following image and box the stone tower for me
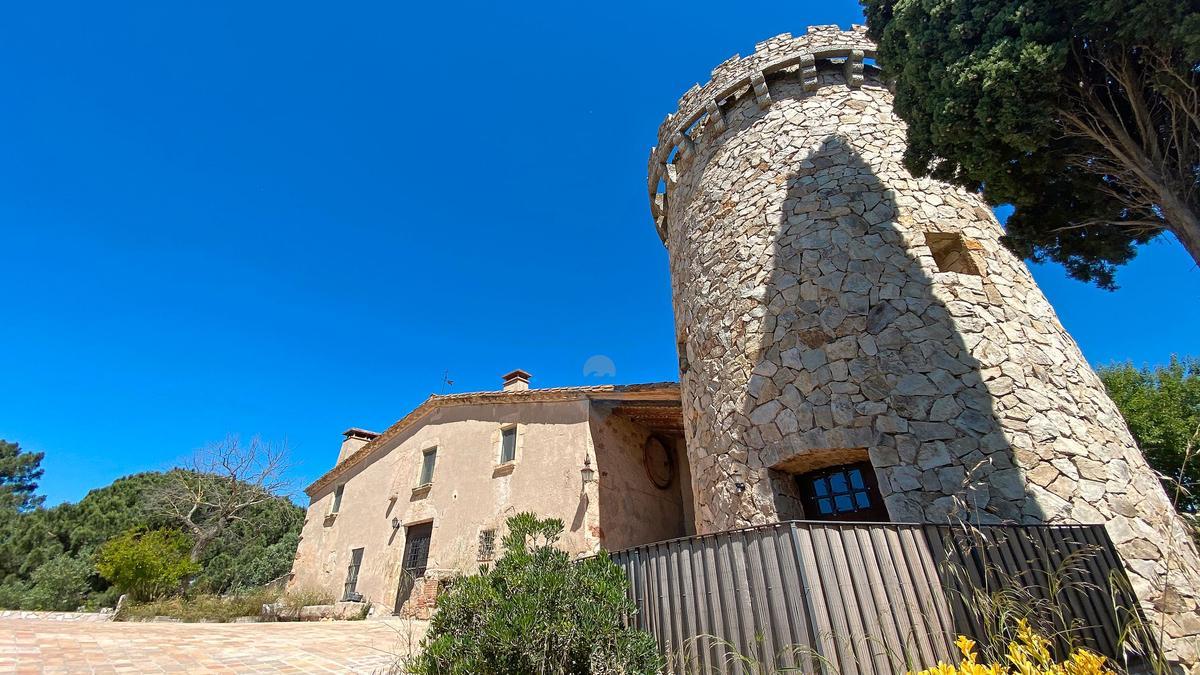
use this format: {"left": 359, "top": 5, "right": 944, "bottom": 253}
{"left": 648, "top": 25, "right": 1199, "bottom": 664}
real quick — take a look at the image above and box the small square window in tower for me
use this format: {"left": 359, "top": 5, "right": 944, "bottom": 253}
{"left": 500, "top": 427, "right": 517, "bottom": 464}
{"left": 477, "top": 529, "right": 496, "bottom": 561}
{"left": 925, "top": 232, "right": 982, "bottom": 275}
{"left": 796, "top": 462, "right": 888, "bottom": 522}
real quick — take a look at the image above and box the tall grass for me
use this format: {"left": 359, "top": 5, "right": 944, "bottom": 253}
{"left": 116, "top": 585, "right": 336, "bottom": 623}
{"left": 276, "top": 585, "right": 335, "bottom": 616}
{"left": 117, "top": 586, "right": 281, "bottom": 622}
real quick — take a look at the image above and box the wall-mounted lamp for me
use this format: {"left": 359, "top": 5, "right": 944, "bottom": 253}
{"left": 391, "top": 517, "right": 401, "bottom": 530}
{"left": 581, "top": 456, "right": 596, "bottom": 487}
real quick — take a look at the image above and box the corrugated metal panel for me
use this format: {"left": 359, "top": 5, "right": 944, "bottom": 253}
{"left": 609, "top": 521, "right": 1151, "bottom": 675}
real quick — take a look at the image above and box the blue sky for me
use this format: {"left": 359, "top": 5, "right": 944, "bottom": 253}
{"left": 1, "top": 1, "right": 1196, "bottom": 506}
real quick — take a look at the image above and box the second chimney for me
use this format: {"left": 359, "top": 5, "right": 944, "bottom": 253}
{"left": 337, "top": 427, "right": 379, "bottom": 464}
{"left": 501, "top": 369, "right": 532, "bottom": 392}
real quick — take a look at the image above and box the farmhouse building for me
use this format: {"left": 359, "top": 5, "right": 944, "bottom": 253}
{"left": 289, "top": 371, "right": 693, "bottom": 616}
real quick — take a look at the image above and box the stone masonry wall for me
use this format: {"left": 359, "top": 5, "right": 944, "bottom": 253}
{"left": 651, "top": 25, "right": 1200, "bottom": 666}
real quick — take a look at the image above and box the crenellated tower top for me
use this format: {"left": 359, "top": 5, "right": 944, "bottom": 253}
{"left": 646, "top": 25, "right": 877, "bottom": 242}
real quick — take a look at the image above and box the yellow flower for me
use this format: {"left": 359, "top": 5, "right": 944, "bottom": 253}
{"left": 956, "top": 635, "right": 978, "bottom": 662}
{"left": 909, "top": 626, "right": 1115, "bottom": 675}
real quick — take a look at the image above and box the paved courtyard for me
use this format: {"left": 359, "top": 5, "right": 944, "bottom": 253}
{"left": 0, "top": 615, "right": 428, "bottom": 674}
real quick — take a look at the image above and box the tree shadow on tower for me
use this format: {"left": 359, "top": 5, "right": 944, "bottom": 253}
{"left": 742, "top": 134, "right": 1043, "bottom": 528}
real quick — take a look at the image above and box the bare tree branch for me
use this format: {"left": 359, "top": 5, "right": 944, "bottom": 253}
{"left": 151, "top": 435, "right": 295, "bottom": 563}
{"left": 1055, "top": 41, "right": 1200, "bottom": 262}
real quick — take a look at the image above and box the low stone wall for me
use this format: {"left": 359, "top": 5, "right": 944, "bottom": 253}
{"left": 298, "top": 601, "right": 369, "bottom": 621}
{"left": 260, "top": 601, "right": 370, "bottom": 622}
{"left": 397, "top": 571, "right": 457, "bottom": 620}
{"left": 0, "top": 610, "right": 115, "bottom": 622}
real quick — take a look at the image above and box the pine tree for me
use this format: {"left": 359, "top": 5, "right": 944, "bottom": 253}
{"left": 0, "top": 440, "right": 45, "bottom": 512}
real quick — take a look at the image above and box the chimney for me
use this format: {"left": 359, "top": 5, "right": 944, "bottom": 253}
{"left": 337, "top": 428, "right": 379, "bottom": 464}
{"left": 501, "top": 369, "right": 532, "bottom": 392}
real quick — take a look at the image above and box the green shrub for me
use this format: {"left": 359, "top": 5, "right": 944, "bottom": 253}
{"left": 409, "top": 513, "right": 662, "bottom": 675}
{"left": 192, "top": 508, "right": 303, "bottom": 593}
{"left": 95, "top": 528, "right": 200, "bottom": 601}
{"left": 0, "top": 470, "right": 304, "bottom": 609}
{"left": 22, "top": 554, "right": 92, "bottom": 611}
{"left": 193, "top": 531, "right": 300, "bottom": 594}
{"left": 0, "top": 579, "right": 30, "bottom": 609}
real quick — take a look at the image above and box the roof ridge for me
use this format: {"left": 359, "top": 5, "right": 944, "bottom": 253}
{"left": 304, "top": 381, "right": 680, "bottom": 495}
{"left": 430, "top": 381, "right": 679, "bottom": 400}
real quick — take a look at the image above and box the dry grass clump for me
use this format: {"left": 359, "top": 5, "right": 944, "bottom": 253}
{"left": 277, "top": 585, "right": 335, "bottom": 615}
{"left": 117, "top": 587, "right": 280, "bottom": 623}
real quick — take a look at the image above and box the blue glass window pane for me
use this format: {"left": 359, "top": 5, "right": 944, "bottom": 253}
{"left": 829, "top": 472, "right": 848, "bottom": 493}
{"left": 813, "top": 479, "right": 828, "bottom": 496}
{"left": 834, "top": 494, "right": 854, "bottom": 512}
{"left": 855, "top": 492, "right": 870, "bottom": 508}
{"left": 849, "top": 469, "right": 864, "bottom": 490}
{"left": 818, "top": 498, "right": 833, "bottom": 514}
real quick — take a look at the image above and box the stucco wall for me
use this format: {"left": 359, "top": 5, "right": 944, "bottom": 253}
{"left": 290, "top": 399, "right": 600, "bottom": 612}
{"left": 590, "top": 406, "right": 690, "bottom": 551}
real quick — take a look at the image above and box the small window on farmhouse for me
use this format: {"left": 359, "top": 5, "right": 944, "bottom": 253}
{"left": 925, "top": 232, "right": 981, "bottom": 275}
{"left": 500, "top": 426, "right": 517, "bottom": 464}
{"left": 331, "top": 484, "right": 344, "bottom": 514}
{"left": 418, "top": 447, "right": 437, "bottom": 486}
{"left": 478, "top": 529, "right": 496, "bottom": 561}
{"left": 796, "top": 461, "right": 888, "bottom": 522}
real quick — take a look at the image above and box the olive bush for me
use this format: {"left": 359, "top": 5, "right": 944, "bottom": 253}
{"left": 409, "top": 513, "right": 661, "bottom": 674}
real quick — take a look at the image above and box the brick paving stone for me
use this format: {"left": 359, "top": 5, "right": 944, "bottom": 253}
{"left": 0, "top": 616, "right": 428, "bottom": 674}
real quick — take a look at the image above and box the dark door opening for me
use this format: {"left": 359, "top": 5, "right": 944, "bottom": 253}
{"left": 394, "top": 522, "right": 433, "bottom": 613}
{"left": 402, "top": 522, "right": 432, "bottom": 576}
{"left": 343, "top": 547, "right": 364, "bottom": 601}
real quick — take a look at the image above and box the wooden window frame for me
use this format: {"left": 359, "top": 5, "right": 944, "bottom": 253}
{"left": 499, "top": 426, "right": 517, "bottom": 465}
{"left": 796, "top": 461, "right": 889, "bottom": 522}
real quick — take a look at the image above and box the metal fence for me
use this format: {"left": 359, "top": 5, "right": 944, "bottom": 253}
{"left": 609, "top": 521, "right": 1151, "bottom": 674}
